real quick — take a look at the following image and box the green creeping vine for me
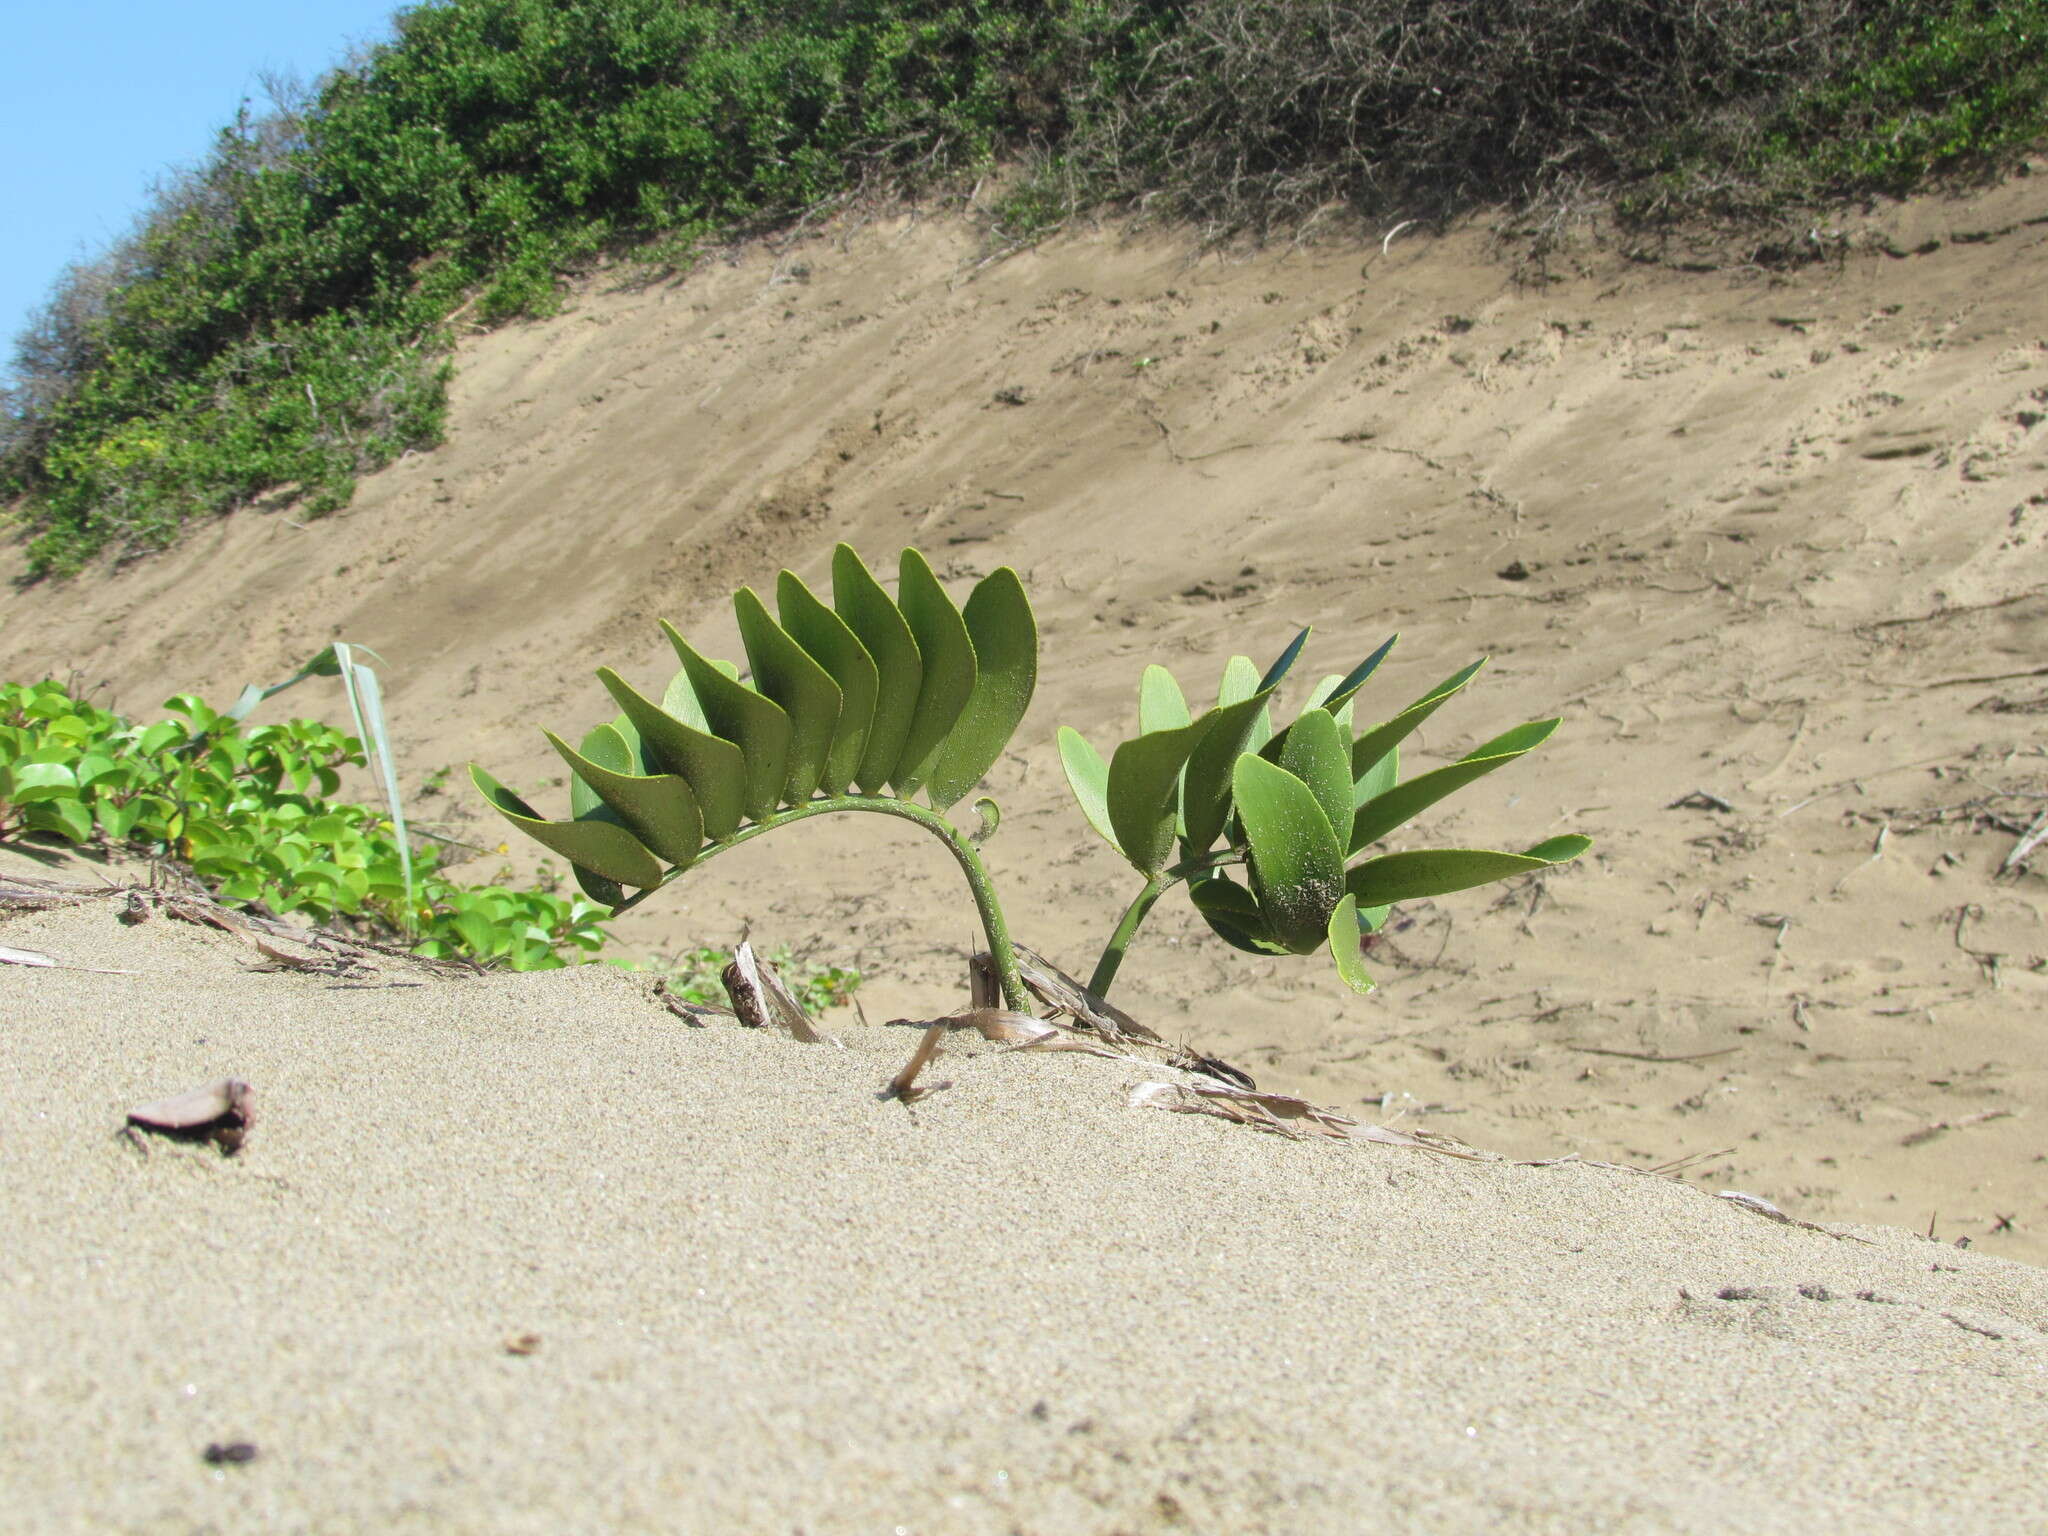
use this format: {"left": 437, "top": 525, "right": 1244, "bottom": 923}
{"left": 475, "top": 547, "right": 1588, "bottom": 1009}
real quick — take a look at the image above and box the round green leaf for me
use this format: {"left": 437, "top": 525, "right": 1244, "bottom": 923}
{"left": 1326, "top": 893, "right": 1376, "bottom": 995}
{"left": 1107, "top": 716, "right": 1213, "bottom": 877}
{"left": 7, "top": 761, "right": 78, "bottom": 803}
{"left": 1058, "top": 726, "right": 1120, "bottom": 856}
{"left": 1232, "top": 754, "right": 1346, "bottom": 954}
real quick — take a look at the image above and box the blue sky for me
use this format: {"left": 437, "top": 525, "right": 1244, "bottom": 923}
{"left": 1, "top": 0, "right": 401, "bottom": 365}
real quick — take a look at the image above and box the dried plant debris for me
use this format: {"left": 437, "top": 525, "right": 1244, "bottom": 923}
{"left": 1717, "top": 1190, "right": 1876, "bottom": 1244}
{"left": 882, "top": 1009, "right": 1070, "bottom": 1102}
{"left": 0, "top": 941, "right": 140, "bottom": 975}
{"left": 0, "top": 870, "right": 451, "bottom": 977}
{"left": 1011, "top": 945, "right": 1162, "bottom": 1042}
{"left": 886, "top": 1022, "right": 952, "bottom": 1102}
{"left": 125, "top": 1078, "right": 256, "bottom": 1155}
{"left": 722, "top": 941, "right": 826, "bottom": 1043}
{"left": 971, "top": 947, "right": 1260, "bottom": 1090}
{"left": 1128, "top": 1080, "right": 1487, "bottom": 1158}
{"left": 654, "top": 981, "right": 736, "bottom": 1027}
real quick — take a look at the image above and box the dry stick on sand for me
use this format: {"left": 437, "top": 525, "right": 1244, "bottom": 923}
{"left": 882, "top": 1010, "right": 1052, "bottom": 1102}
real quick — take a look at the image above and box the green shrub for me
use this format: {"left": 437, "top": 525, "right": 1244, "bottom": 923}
{"left": 0, "top": 678, "right": 608, "bottom": 970}
{"left": 9, "top": 0, "right": 2046, "bottom": 576}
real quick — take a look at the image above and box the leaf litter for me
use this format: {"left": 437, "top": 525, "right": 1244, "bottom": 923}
{"left": 126, "top": 1078, "right": 256, "bottom": 1156}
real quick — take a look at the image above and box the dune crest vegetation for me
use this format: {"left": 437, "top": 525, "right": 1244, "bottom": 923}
{"left": 6, "top": 0, "right": 2046, "bottom": 575}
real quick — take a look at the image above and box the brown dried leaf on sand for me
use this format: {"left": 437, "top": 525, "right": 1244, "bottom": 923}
{"left": 1128, "top": 1080, "right": 1490, "bottom": 1159}
{"left": 126, "top": 1078, "right": 256, "bottom": 1155}
{"left": 722, "top": 941, "right": 825, "bottom": 1043}
{"left": 886, "top": 1022, "right": 952, "bottom": 1102}
{"left": 655, "top": 981, "right": 737, "bottom": 1027}
{"left": 882, "top": 1010, "right": 1061, "bottom": 1101}
{"left": 972, "top": 946, "right": 1162, "bottom": 1043}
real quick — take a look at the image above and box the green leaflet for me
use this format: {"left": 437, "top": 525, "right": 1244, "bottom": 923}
{"left": 1058, "top": 727, "right": 1119, "bottom": 855}
{"left": 573, "top": 863, "right": 628, "bottom": 909}
{"left": 1232, "top": 754, "right": 1346, "bottom": 954}
{"left": 1349, "top": 717, "right": 1559, "bottom": 853}
{"left": 1326, "top": 893, "right": 1376, "bottom": 995}
{"left": 662, "top": 621, "right": 791, "bottom": 823}
{"left": 1258, "top": 626, "right": 1311, "bottom": 692}
{"left": 1189, "top": 871, "right": 1286, "bottom": 955}
{"left": 1323, "top": 634, "right": 1398, "bottom": 715}
{"left": 1217, "top": 655, "right": 1262, "bottom": 708}
{"left": 1180, "top": 690, "right": 1276, "bottom": 854}
{"left": 1278, "top": 708, "right": 1351, "bottom": 851}
{"left": 831, "top": 544, "right": 922, "bottom": 795}
{"left": 735, "top": 586, "right": 841, "bottom": 807}
{"left": 928, "top": 567, "right": 1037, "bottom": 811}
{"left": 1349, "top": 658, "right": 1487, "bottom": 786}
{"left": 661, "top": 666, "right": 712, "bottom": 733}
{"left": 1107, "top": 716, "right": 1214, "bottom": 876}
{"left": 777, "top": 569, "right": 878, "bottom": 796}
{"left": 1345, "top": 837, "right": 1590, "bottom": 907}
{"left": 469, "top": 765, "right": 663, "bottom": 890}
{"left": 1301, "top": 674, "right": 1354, "bottom": 736}
{"left": 546, "top": 726, "right": 703, "bottom": 868}
{"left": 606, "top": 711, "right": 647, "bottom": 772}
{"left": 1138, "top": 665, "right": 1191, "bottom": 734}
{"left": 891, "top": 548, "right": 978, "bottom": 798}
{"left": 598, "top": 668, "right": 747, "bottom": 842}
{"left": 1353, "top": 743, "right": 1399, "bottom": 808}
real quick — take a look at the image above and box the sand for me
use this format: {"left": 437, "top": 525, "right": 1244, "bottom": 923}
{"left": 3, "top": 879, "right": 2044, "bottom": 1532}
{"left": 4, "top": 173, "right": 2048, "bottom": 1525}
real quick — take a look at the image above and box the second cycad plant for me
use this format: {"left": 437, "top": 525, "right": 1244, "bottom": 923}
{"left": 474, "top": 545, "right": 1586, "bottom": 1010}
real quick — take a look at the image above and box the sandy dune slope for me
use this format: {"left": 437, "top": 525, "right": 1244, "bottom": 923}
{"left": 4, "top": 177, "right": 2047, "bottom": 1273}
{"left": 1, "top": 885, "right": 2044, "bottom": 1533}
